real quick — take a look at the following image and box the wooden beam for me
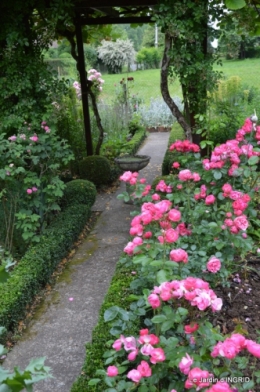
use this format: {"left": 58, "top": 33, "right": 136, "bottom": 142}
{"left": 80, "top": 15, "right": 153, "bottom": 25}
{"left": 76, "top": 0, "right": 157, "bottom": 8}
{"left": 75, "top": 11, "right": 93, "bottom": 156}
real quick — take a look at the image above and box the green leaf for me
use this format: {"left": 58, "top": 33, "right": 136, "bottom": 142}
{"left": 88, "top": 378, "right": 101, "bottom": 386}
{"left": 213, "top": 171, "right": 222, "bottom": 180}
{"left": 225, "top": 0, "right": 246, "bottom": 10}
{"left": 156, "top": 269, "right": 168, "bottom": 284}
{"left": 248, "top": 155, "right": 259, "bottom": 166}
{"left": 132, "top": 255, "right": 151, "bottom": 265}
{"left": 161, "top": 320, "right": 174, "bottom": 332}
{"left": 104, "top": 306, "right": 119, "bottom": 322}
{"left": 0, "top": 266, "right": 9, "bottom": 283}
{"left": 151, "top": 314, "right": 167, "bottom": 323}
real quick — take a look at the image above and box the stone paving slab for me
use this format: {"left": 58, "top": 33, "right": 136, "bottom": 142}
{"left": 3, "top": 132, "right": 170, "bottom": 392}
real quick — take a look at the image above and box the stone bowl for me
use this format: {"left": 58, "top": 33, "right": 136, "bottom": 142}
{"left": 114, "top": 155, "right": 151, "bottom": 172}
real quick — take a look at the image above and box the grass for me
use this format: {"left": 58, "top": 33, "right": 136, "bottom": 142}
{"left": 48, "top": 57, "right": 260, "bottom": 105}
{"left": 98, "top": 58, "right": 260, "bottom": 105}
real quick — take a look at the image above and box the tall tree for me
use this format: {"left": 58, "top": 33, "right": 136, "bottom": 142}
{"left": 153, "top": 0, "right": 224, "bottom": 144}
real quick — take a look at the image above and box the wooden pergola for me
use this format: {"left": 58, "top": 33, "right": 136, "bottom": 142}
{"left": 73, "top": 0, "right": 158, "bottom": 155}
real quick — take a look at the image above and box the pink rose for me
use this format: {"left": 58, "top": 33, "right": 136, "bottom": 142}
{"left": 184, "top": 323, "right": 199, "bottom": 334}
{"left": 168, "top": 208, "right": 181, "bottom": 222}
{"left": 127, "top": 369, "right": 142, "bottom": 383}
{"left": 143, "top": 231, "right": 152, "bottom": 239}
{"left": 205, "top": 194, "right": 216, "bottom": 205}
{"left": 29, "top": 134, "right": 38, "bottom": 142}
{"left": 128, "top": 348, "right": 139, "bottom": 361}
{"left": 137, "top": 361, "right": 152, "bottom": 377}
{"left": 192, "top": 172, "right": 201, "bottom": 182}
{"left": 246, "top": 339, "right": 260, "bottom": 358}
{"left": 8, "top": 135, "right": 17, "bottom": 141}
{"left": 207, "top": 257, "right": 221, "bottom": 273}
{"left": 179, "top": 353, "right": 193, "bottom": 375}
{"left": 106, "top": 365, "right": 118, "bottom": 377}
{"left": 178, "top": 169, "right": 193, "bottom": 181}
{"left": 170, "top": 248, "right": 188, "bottom": 263}
{"left": 148, "top": 294, "right": 161, "bottom": 309}
{"left": 207, "top": 381, "right": 234, "bottom": 392}
{"left": 234, "top": 215, "right": 249, "bottom": 231}
{"left": 122, "top": 336, "right": 137, "bottom": 351}
{"left": 172, "top": 162, "right": 180, "bottom": 168}
{"left": 27, "top": 189, "right": 33, "bottom": 194}
{"left": 150, "top": 348, "right": 166, "bottom": 364}
{"left": 112, "top": 338, "right": 122, "bottom": 351}
{"left": 165, "top": 228, "right": 179, "bottom": 243}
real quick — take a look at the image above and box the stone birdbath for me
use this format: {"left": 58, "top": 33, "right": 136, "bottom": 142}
{"left": 114, "top": 154, "right": 151, "bottom": 203}
{"left": 114, "top": 154, "right": 151, "bottom": 172}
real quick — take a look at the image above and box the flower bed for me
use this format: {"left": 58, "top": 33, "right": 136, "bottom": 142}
{"left": 73, "top": 117, "right": 260, "bottom": 392}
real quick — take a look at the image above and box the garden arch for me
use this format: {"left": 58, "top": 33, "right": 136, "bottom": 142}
{"left": 74, "top": 0, "right": 157, "bottom": 155}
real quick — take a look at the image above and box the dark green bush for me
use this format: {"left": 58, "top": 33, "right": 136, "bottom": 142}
{"left": 61, "top": 179, "right": 97, "bottom": 209}
{"left": 0, "top": 201, "right": 95, "bottom": 334}
{"left": 120, "top": 127, "right": 147, "bottom": 156}
{"left": 162, "top": 122, "right": 184, "bottom": 175}
{"left": 78, "top": 155, "right": 111, "bottom": 186}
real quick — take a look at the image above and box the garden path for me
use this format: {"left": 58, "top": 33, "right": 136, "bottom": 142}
{"left": 3, "top": 132, "right": 170, "bottom": 392}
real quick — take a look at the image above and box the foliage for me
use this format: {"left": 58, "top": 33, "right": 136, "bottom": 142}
{"left": 197, "top": 76, "right": 260, "bottom": 147}
{"left": 60, "top": 179, "right": 97, "bottom": 209}
{"left": 78, "top": 156, "right": 111, "bottom": 186}
{"left": 153, "top": 0, "right": 225, "bottom": 140}
{"left": 0, "top": 122, "right": 74, "bottom": 250}
{"left": 97, "top": 39, "right": 136, "bottom": 74}
{"left": 0, "top": 199, "right": 95, "bottom": 333}
{"left": 141, "top": 24, "right": 165, "bottom": 48}
{"left": 218, "top": 16, "right": 260, "bottom": 60}
{"left": 54, "top": 86, "right": 86, "bottom": 175}
{"left": 136, "top": 47, "right": 162, "bottom": 70}
{"left": 162, "top": 123, "right": 185, "bottom": 175}
{"left": 0, "top": 0, "right": 69, "bottom": 136}
{"left": 121, "top": 24, "right": 147, "bottom": 51}
{"left": 84, "top": 44, "right": 99, "bottom": 69}
{"left": 139, "top": 97, "right": 183, "bottom": 129}
{"left": 89, "top": 117, "right": 260, "bottom": 391}
{"left": 0, "top": 328, "right": 52, "bottom": 392}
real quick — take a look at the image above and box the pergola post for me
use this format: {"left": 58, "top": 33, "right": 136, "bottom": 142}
{"left": 75, "top": 11, "right": 93, "bottom": 156}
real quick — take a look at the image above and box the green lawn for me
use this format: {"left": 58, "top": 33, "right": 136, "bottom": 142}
{"left": 99, "top": 58, "right": 260, "bottom": 105}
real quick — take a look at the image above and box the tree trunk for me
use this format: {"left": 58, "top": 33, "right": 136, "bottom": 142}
{"left": 88, "top": 85, "right": 105, "bottom": 156}
{"left": 160, "top": 33, "right": 192, "bottom": 141}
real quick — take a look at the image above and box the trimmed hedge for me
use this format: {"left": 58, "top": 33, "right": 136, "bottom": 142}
{"left": 161, "top": 122, "right": 184, "bottom": 175}
{"left": 120, "top": 127, "right": 147, "bottom": 156}
{"left": 60, "top": 179, "right": 97, "bottom": 208}
{"left": 79, "top": 156, "right": 111, "bottom": 186}
{"left": 0, "top": 182, "right": 97, "bottom": 335}
{"left": 70, "top": 260, "right": 141, "bottom": 392}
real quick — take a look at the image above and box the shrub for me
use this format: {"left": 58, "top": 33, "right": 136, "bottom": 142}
{"left": 78, "top": 156, "right": 111, "bottom": 186}
{"left": 0, "top": 203, "right": 93, "bottom": 333}
{"left": 97, "top": 39, "right": 136, "bottom": 74}
{"left": 162, "top": 122, "right": 184, "bottom": 175}
{"left": 120, "top": 127, "right": 147, "bottom": 156}
{"left": 60, "top": 179, "right": 97, "bottom": 209}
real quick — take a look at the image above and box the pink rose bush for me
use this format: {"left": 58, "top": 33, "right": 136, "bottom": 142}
{"left": 1, "top": 120, "right": 73, "bottom": 244}
{"left": 90, "top": 118, "right": 260, "bottom": 391}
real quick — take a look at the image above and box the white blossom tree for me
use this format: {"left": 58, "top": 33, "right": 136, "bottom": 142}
{"left": 97, "top": 39, "right": 136, "bottom": 73}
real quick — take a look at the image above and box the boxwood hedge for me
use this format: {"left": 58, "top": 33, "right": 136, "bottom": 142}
{"left": 162, "top": 123, "right": 184, "bottom": 175}
{"left": 0, "top": 180, "right": 97, "bottom": 334}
